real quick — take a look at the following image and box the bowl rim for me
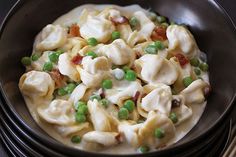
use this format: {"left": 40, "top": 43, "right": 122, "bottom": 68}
{"left": 0, "top": 0, "right": 236, "bottom": 156}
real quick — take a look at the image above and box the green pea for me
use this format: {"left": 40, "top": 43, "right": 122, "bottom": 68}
{"left": 111, "top": 31, "right": 121, "bottom": 41}
{"left": 149, "top": 12, "right": 157, "bottom": 21}
{"left": 102, "top": 79, "right": 113, "bottom": 89}
{"left": 123, "top": 100, "right": 135, "bottom": 112}
{"left": 77, "top": 104, "right": 88, "bottom": 115}
{"left": 183, "top": 76, "right": 193, "bottom": 87}
{"left": 71, "top": 135, "right": 81, "bottom": 143}
{"left": 86, "top": 51, "right": 97, "bottom": 59}
{"left": 157, "top": 16, "right": 166, "bottom": 23}
{"left": 199, "top": 63, "right": 209, "bottom": 72}
{"left": 100, "top": 98, "right": 109, "bottom": 108}
{"left": 89, "top": 95, "right": 101, "bottom": 101}
{"left": 43, "top": 62, "right": 53, "bottom": 72}
{"left": 87, "top": 37, "right": 98, "bottom": 46}
{"left": 57, "top": 88, "right": 67, "bottom": 96}
{"left": 122, "top": 66, "right": 130, "bottom": 73}
{"left": 190, "top": 58, "right": 200, "bottom": 67}
{"left": 154, "top": 41, "right": 165, "bottom": 50}
{"left": 75, "top": 101, "right": 87, "bottom": 109}
{"left": 139, "top": 145, "right": 150, "bottom": 153}
{"left": 64, "top": 83, "right": 76, "bottom": 94}
{"left": 21, "top": 57, "right": 31, "bottom": 66}
{"left": 154, "top": 128, "right": 165, "bottom": 139}
{"left": 194, "top": 68, "right": 201, "bottom": 76}
{"left": 48, "top": 52, "right": 59, "bottom": 63}
{"left": 118, "top": 108, "right": 129, "bottom": 120}
{"left": 55, "top": 49, "right": 64, "bottom": 55}
{"left": 169, "top": 112, "right": 178, "bottom": 124}
{"left": 125, "top": 70, "right": 136, "bottom": 81}
{"left": 161, "top": 22, "right": 169, "bottom": 28}
{"left": 145, "top": 45, "right": 158, "bottom": 54}
{"left": 75, "top": 113, "right": 86, "bottom": 123}
{"left": 31, "top": 54, "right": 40, "bottom": 61}
{"left": 129, "top": 17, "right": 139, "bottom": 28}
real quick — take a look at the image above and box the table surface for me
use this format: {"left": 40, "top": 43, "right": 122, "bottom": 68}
{"left": 0, "top": 0, "right": 236, "bottom": 157}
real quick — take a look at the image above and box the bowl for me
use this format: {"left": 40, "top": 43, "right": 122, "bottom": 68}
{"left": 0, "top": 0, "right": 236, "bottom": 156}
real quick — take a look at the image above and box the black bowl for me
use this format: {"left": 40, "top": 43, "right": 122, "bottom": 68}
{"left": 0, "top": 0, "right": 236, "bottom": 156}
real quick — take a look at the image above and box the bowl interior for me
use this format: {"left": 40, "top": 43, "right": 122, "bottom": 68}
{"left": 0, "top": 0, "right": 236, "bottom": 156}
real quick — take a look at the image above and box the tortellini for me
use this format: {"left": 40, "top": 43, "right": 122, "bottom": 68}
{"left": 81, "top": 56, "right": 111, "bottom": 74}
{"left": 118, "top": 122, "right": 142, "bottom": 147}
{"left": 79, "top": 9, "right": 115, "bottom": 43}
{"left": 87, "top": 100, "right": 117, "bottom": 132}
{"left": 77, "top": 56, "right": 111, "bottom": 87}
{"left": 105, "top": 80, "right": 143, "bottom": 104}
{"left": 37, "top": 99, "right": 75, "bottom": 125}
{"left": 98, "top": 39, "right": 135, "bottom": 66}
{"left": 36, "top": 24, "right": 67, "bottom": 51}
{"left": 132, "top": 11, "right": 155, "bottom": 41}
{"left": 180, "top": 79, "right": 208, "bottom": 105}
{"left": 19, "top": 71, "right": 55, "bottom": 101}
{"left": 134, "top": 54, "right": 178, "bottom": 85}
{"left": 141, "top": 83, "right": 172, "bottom": 115}
{"left": 138, "top": 111, "right": 175, "bottom": 148}
{"left": 119, "top": 111, "right": 175, "bottom": 148}
{"left": 82, "top": 131, "right": 119, "bottom": 149}
{"left": 58, "top": 53, "right": 81, "bottom": 82}
{"left": 167, "top": 25, "right": 200, "bottom": 59}
{"left": 69, "top": 83, "right": 88, "bottom": 105}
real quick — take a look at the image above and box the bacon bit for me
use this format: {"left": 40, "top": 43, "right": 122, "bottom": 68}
{"left": 100, "top": 88, "right": 106, "bottom": 98}
{"left": 115, "top": 133, "right": 123, "bottom": 143}
{"left": 141, "top": 93, "right": 147, "bottom": 98}
{"left": 174, "top": 53, "right": 189, "bottom": 67}
{"left": 171, "top": 99, "right": 181, "bottom": 108}
{"left": 151, "top": 26, "right": 167, "bottom": 41}
{"left": 204, "top": 85, "right": 211, "bottom": 98}
{"left": 49, "top": 69, "right": 66, "bottom": 88}
{"left": 132, "top": 91, "right": 141, "bottom": 103}
{"left": 71, "top": 54, "right": 83, "bottom": 65}
{"left": 110, "top": 16, "right": 129, "bottom": 25}
{"left": 69, "top": 24, "right": 80, "bottom": 37}
{"left": 135, "top": 51, "right": 142, "bottom": 58}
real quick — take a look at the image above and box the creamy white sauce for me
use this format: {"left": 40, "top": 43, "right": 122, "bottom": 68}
{"left": 22, "top": 4, "right": 210, "bottom": 154}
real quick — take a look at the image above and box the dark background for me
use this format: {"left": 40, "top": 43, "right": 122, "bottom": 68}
{"left": 0, "top": 0, "right": 235, "bottom": 156}
{"left": 0, "top": 0, "right": 236, "bottom": 24}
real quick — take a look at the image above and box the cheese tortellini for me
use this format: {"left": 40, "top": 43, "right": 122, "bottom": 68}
{"left": 19, "top": 71, "right": 55, "bottom": 101}
{"left": 35, "top": 24, "right": 67, "bottom": 51}
{"left": 19, "top": 4, "right": 210, "bottom": 154}
{"left": 58, "top": 53, "right": 80, "bottom": 82}
{"left": 79, "top": 9, "right": 115, "bottom": 43}
{"left": 134, "top": 54, "right": 178, "bottom": 85}
{"left": 141, "top": 83, "right": 172, "bottom": 115}
{"left": 37, "top": 99, "right": 75, "bottom": 125}
{"left": 167, "top": 25, "right": 200, "bottom": 59}
{"left": 82, "top": 131, "right": 119, "bottom": 149}
{"left": 98, "top": 39, "right": 135, "bottom": 66}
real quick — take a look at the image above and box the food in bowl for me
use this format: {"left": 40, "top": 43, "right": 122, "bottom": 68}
{"left": 18, "top": 4, "right": 210, "bottom": 154}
